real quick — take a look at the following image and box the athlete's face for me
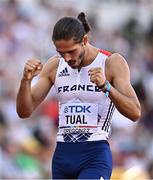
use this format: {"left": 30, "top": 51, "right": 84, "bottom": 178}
{"left": 54, "top": 38, "right": 85, "bottom": 69}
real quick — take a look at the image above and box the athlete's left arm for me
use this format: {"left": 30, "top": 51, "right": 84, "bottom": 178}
{"left": 105, "top": 53, "right": 141, "bottom": 121}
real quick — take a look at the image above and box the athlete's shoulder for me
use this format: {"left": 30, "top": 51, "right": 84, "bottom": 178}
{"left": 106, "top": 53, "right": 128, "bottom": 67}
{"left": 40, "top": 55, "right": 59, "bottom": 73}
{"left": 105, "top": 53, "right": 129, "bottom": 80}
{"left": 39, "top": 55, "right": 60, "bottom": 80}
{"left": 47, "top": 55, "right": 60, "bottom": 68}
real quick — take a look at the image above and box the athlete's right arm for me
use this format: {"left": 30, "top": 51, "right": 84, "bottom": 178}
{"left": 16, "top": 56, "right": 59, "bottom": 118}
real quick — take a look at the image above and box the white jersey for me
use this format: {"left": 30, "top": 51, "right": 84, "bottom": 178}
{"left": 54, "top": 50, "right": 115, "bottom": 142}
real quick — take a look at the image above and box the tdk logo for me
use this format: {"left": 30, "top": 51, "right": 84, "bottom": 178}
{"left": 58, "top": 67, "right": 70, "bottom": 77}
{"left": 64, "top": 105, "right": 91, "bottom": 113}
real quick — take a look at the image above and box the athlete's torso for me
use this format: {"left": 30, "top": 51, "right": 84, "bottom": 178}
{"left": 54, "top": 50, "right": 115, "bottom": 142}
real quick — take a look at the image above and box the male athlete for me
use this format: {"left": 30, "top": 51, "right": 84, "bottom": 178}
{"left": 16, "top": 12, "right": 141, "bottom": 179}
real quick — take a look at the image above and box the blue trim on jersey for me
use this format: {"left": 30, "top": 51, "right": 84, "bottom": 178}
{"left": 102, "top": 101, "right": 115, "bottom": 132}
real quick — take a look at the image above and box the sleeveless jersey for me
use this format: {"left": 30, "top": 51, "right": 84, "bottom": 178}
{"left": 54, "top": 50, "right": 115, "bottom": 142}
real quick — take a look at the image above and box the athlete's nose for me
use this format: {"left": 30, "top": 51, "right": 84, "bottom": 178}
{"left": 64, "top": 53, "right": 71, "bottom": 62}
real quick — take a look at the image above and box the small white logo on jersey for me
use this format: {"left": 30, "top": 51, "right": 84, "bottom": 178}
{"left": 58, "top": 67, "right": 70, "bottom": 77}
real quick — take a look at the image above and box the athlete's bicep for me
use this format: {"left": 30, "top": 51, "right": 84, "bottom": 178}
{"left": 106, "top": 53, "right": 138, "bottom": 99}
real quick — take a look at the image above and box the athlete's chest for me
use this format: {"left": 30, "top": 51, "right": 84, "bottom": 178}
{"left": 55, "top": 66, "right": 105, "bottom": 103}
{"left": 54, "top": 53, "right": 107, "bottom": 103}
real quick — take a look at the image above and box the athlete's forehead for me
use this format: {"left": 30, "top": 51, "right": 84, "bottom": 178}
{"left": 54, "top": 39, "right": 81, "bottom": 53}
{"left": 54, "top": 38, "right": 78, "bottom": 48}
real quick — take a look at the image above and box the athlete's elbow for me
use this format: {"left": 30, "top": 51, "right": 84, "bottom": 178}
{"left": 131, "top": 109, "right": 141, "bottom": 122}
{"left": 16, "top": 103, "right": 35, "bottom": 119}
{"left": 16, "top": 107, "right": 32, "bottom": 119}
{"left": 17, "top": 111, "right": 32, "bottom": 119}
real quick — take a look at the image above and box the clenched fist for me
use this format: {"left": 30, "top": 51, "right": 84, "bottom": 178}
{"left": 23, "top": 59, "right": 43, "bottom": 80}
{"left": 88, "top": 67, "right": 106, "bottom": 87}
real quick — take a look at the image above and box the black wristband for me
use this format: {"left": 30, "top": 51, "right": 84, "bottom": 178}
{"left": 99, "top": 80, "right": 111, "bottom": 97}
{"left": 98, "top": 80, "right": 108, "bottom": 92}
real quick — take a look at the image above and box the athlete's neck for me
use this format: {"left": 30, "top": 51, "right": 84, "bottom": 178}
{"left": 78, "top": 44, "right": 99, "bottom": 71}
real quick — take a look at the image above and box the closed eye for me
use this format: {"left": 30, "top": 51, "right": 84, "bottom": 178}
{"left": 56, "top": 49, "right": 76, "bottom": 55}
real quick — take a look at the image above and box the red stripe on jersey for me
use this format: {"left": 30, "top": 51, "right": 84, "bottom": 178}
{"left": 99, "top": 49, "right": 112, "bottom": 56}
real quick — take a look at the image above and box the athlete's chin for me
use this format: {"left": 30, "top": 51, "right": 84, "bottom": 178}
{"left": 68, "top": 63, "right": 78, "bottom": 69}
{"left": 70, "top": 65, "right": 78, "bottom": 69}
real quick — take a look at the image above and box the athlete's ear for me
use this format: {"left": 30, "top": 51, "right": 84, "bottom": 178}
{"left": 82, "top": 35, "right": 88, "bottom": 46}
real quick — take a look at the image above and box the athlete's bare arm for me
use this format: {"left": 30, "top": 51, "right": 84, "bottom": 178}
{"left": 89, "top": 53, "right": 141, "bottom": 121}
{"left": 16, "top": 56, "right": 59, "bottom": 118}
{"left": 105, "top": 53, "right": 141, "bottom": 121}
